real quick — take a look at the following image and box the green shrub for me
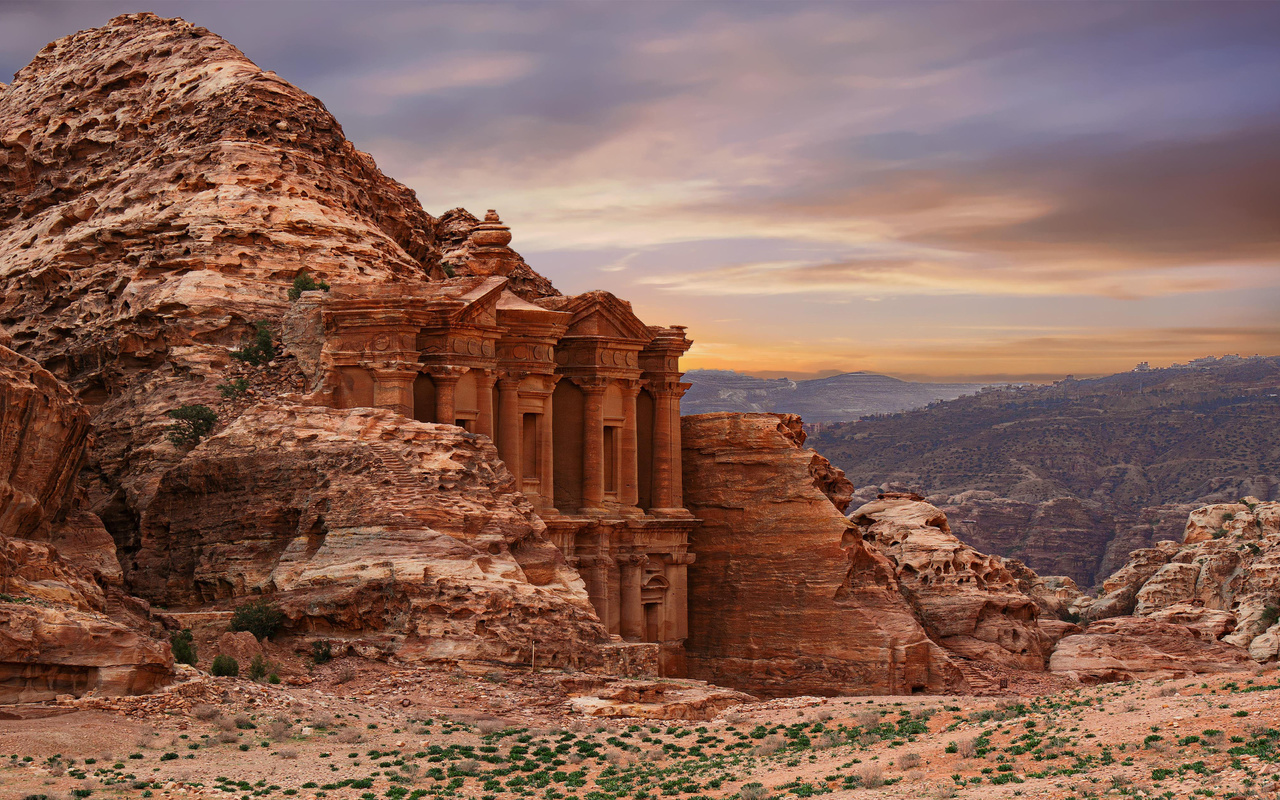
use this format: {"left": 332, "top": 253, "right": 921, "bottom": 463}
{"left": 1262, "top": 606, "right": 1280, "bottom": 629}
{"left": 248, "top": 653, "right": 269, "bottom": 681}
{"left": 288, "top": 271, "right": 331, "bottom": 301}
{"left": 217, "top": 378, "right": 250, "bottom": 398}
{"left": 268, "top": 673, "right": 281, "bottom": 685}
{"left": 311, "top": 639, "right": 333, "bottom": 665}
{"left": 170, "top": 629, "right": 197, "bottom": 667}
{"left": 165, "top": 405, "right": 217, "bottom": 447}
{"left": 231, "top": 321, "right": 276, "bottom": 365}
{"left": 440, "top": 262, "right": 457, "bottom": 278}
{"left": 230, "top": 598, "right": 284, "bottom": 641}
{"left": 211, "top": 655, "right": 239, "bottom": 677}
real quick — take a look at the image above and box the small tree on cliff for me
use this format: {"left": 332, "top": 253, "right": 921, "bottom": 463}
{"left": 170, "top": 629, "right": 198, "bottom": 666}
{"left": 165, "top": 404, "right": 217, "bottom": 447}
{"left": 230, "top": 598, "right": 284, "bottom": 641}
{"left": 230, "top": 321, "right": 276, "bottom": 365}
{"left": 287, "top": 271, "right": 330, "bottom": 301}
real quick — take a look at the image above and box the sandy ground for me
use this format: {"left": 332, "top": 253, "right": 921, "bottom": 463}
{"left": 4, "top": 659, "right": 1280, "bottom": 800}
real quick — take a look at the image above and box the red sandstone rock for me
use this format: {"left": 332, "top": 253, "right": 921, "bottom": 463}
{"left": 567, "top": 679, "right": 754, "bottom": 720}
{"left": 850, "top": 497, "right": 1053, "bottom": 670}
{"left": 1080, "top": 499, "right": 1280, "bottom": 662}
{"left": 1049, "top": 616, "right": 1252, "bottom": 683}
{"left": 136, "top": 402, "right": 611, "bottom": 667}
{"left": 681, "top": 413, "right": 964, "bottom": 697}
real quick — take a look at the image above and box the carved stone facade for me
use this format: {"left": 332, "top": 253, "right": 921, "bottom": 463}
{"left": 306, "top": 273, "right": 698, "bottom": 673}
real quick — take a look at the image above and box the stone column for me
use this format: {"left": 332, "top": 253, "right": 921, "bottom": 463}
{"left": 618, "top": 554, "right": 646, "bottom": 641}
{"left": 670, "top": 382, "right": 690, "bottom": 508}
{"left": 579, "top": 378, "right": 608, "bottom": 513}
{"left": 370, "top": 366, "right": 416, "bottom": 418}
{"left": 538, "top": 388, "right": 557, "bottom": 513}
{"left": 620, "top": 381, "right": 641, "bottom": 510}
{"left": 474, "top": 370, "right": 496, "bottom": 438}
{"left": 429, "top": 368, "right": 464, "bottom": 425}
{"left": 650, "top": 383, "right": 678, "bottom": 510}
{"left": 496, "top": 375, "right": 523, "bottom": 480}
{"left": 663, "top": 553, "right": 694, "bottom": 642}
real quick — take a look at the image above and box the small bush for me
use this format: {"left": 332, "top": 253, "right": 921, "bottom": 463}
{"left": 217, "top": 378, "right": 250, "bottom": 398}
{"left": 334, "top": 662, "right": 357, "bottom": 684}
{"left": 897, "top": 752, "right": 921, "bottom": 770}
{"left": 1262, "top": 606, "right": 1280, "bottom": 629}
{"left": 268, "top": 673, "right": 280, "bottom": 684}
{"left": 165, "top": 405, "right": 217, "bottom": 447}
{"left": 440, "top": 262, "right": 458, "bottom": 278}
{"left": 739, "top": 783, "right": 767, "bottom": 800}
{"left": 193, "top": 704, "right": 220, "bottom": 721}
{"left": 311, "top": 639, "right": 332, "bottom": 665}
{"left": 210, "top": 654, "right": 239, "bottom": 677}
{"left": 248, "top": 653, "right": 269, "bottom": 681}
{"left": 231, "top": 321, "right": 276, "bottom": 365}
{"left": 229, "top": 598, "right": 284, "bottom": 641}
{"left": 169, "top": 629, "right": 197, "bottom": 667}
{"left": 288, "top": 271, "right": 330, "bottom": 301}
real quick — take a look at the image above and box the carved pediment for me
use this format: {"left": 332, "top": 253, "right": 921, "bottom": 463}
{"left": 545, "top": 291, "right": 653, "bottom": 342}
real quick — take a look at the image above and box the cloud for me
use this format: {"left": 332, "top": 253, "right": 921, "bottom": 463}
{"left": 367, "top": 52, "right": 537, "bottom": 98}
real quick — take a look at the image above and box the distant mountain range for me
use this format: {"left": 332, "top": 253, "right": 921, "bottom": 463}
{"left": 681, "top": 370, "right": 991, "bottom": 423}
{"left": 808, "top": 354, "right": 1280, "bottom": 587}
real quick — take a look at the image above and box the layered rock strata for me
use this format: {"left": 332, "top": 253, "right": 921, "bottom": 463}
{"left": 681, "top": 413, "right": 965, "bottom": 697}
{"left": 135, "top": 402, "right": 610, "bottom": 666}
{"left": 1049, "top": 616, "right": 1251, "bottom": 683}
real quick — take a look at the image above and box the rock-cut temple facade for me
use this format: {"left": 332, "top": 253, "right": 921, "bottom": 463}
{"left": 291, "top": 214, "right": 698, "bottom": 673}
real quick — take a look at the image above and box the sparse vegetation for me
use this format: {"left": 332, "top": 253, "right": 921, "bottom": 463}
{"left": 169, "top": 629, "right": 197, "bottom": 666}
{"left": 165, "top": 404, "right": 217, "bottom": 446}
{"left": 229, "top": 598, "right": 284, "bottom": 641}
{"left": 230, "top": 321, "right": 276, "bottom": 365}
{"left": 210, "top": 654, "right": 239, "bottom": 677}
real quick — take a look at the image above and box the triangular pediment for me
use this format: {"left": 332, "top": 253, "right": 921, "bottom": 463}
{"left": 554, "top": 291, "right": 652, "bottom": 342}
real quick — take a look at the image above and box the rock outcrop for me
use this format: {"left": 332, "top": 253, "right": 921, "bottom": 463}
{"left": 134, "top": 402, "right": 610, "bottom": 666}
{"left": 1078, "top": 499, "right": 1280, "bottom": 662}
{"left": 1049, "top": 616, "right": 1252, "bottom": 683}
{"left": 0, "top": 12, "right": 461, "bottom": 562}
{"left": 681, "top": 413, "right": 965, "bottom": 697}
{"left": 849, "top": 498, "right": 1053, "bottom": 670}
{"left": 0, "top": 344, "right": 172, "bottom": 702}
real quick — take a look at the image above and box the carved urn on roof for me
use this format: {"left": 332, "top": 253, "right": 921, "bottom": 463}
{"left": 470, "top": 210, "right": 513, "bottom": 249}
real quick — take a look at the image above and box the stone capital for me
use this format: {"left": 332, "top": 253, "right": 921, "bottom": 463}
{"left": 572, "top": 376, "right": 611, "bottom": 395}
{"left": 424, "top": 365, "right": 468, "bottom": 383}
{"left": 664, "top": 553, "right": 696, "bottom": 566}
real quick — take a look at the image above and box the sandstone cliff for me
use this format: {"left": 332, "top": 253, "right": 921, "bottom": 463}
{"left": 681, "top": 413, "right": 965, "bottom": 697}
{"left": 1077, "top": 499, "right": 1280, "bottom": 662}
{"left": 0, "top": 344, "right": 172, "bottom": 702}
{"left": 133, "top": 402, "right": 610, "bottom": 666}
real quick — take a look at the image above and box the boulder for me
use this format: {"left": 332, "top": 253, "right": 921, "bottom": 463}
{"left": 681, "top": 413, "right": 964, "bottom": 697}
{"left": 567, "top": 680, "right": 754, "bottom": 721}
{"left": 1049, "top": 616, "right": 1252, "bottom": 683}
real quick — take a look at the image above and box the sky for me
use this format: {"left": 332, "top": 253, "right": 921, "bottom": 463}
{"left": 2, "top": 1, "right": 1278, "bottom": 382}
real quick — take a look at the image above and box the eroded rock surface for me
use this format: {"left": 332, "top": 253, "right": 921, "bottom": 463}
{"left": 1078, "top": 499, "right": 1280, "bottom": 661}
{"left": 1049, "top": 616, "right": 1252, "bottom": 683}
{"left": 681, "top": 413, "right": 964, "bottom": 697}
{"left": 850, "top": 498, "right": 1053, "bottom": 670}
{"left": 0, "top": 344, "right": 171, "bottom": 702}
{"left": 135, "top": 402, "right": 610, "bottom": 666}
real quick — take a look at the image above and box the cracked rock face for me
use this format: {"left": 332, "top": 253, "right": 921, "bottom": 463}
{"left": 681, "top": 413, "right": 965, "bottom": 697}
{"left": 135, "top": 403, "right": 610, "bottom": 666}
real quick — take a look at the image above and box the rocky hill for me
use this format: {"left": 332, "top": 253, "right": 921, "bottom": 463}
{"left": 0, "top": 13, "right": 600, "bottom": 681}
{"left": 682, "top": 370, "right": 989, "bottom": 423}
{"left": 811, "top": 356, "right": 1280, "bottom": 586}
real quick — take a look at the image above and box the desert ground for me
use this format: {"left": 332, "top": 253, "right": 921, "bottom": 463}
{"left": 5, "top": 658, "right": 1280, "bottom": 800}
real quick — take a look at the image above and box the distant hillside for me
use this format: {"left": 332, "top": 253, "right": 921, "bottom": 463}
{"left": 809, "top": 355, "right": 1280, "bottom": 587}
{"left": 682, "top": 370, "right": 990, "bottom": 423}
